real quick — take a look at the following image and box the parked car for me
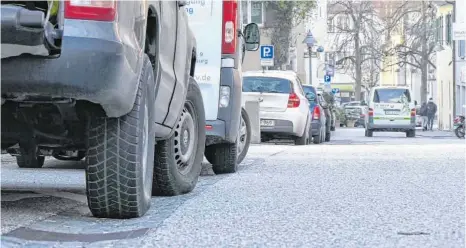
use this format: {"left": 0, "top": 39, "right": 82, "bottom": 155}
{"left": 364, "top": 86, "right": 416, "bottom": 137}
{"left": 344, "top": 106, "right": 366, "bottom": 128}
{"left": 1, "top": 1, "right": 205, "bottom": 219}
{"left": 341, "top": 101, "right": 361, "bottom": 108}
{"left": 242, "top": 71, "right": 311, "bottom": 145}
{"left": 185, "top": 1, "right": 260, "bottom": 173}
{"left": 302, "top": 85, "right": 331, "bottom": 143}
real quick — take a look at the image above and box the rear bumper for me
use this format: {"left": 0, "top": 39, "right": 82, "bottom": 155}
{"left": 367, "top": 123, "right": 416, "bottom": 131}
{"left": 311, "top": 120, "right": 322, "bottom": 136}
{"left": 1, "top": 20, "right": 141, "bottom": 118}
{"left": 260, "top": 110, "right": 306, "bottom": 136}
{"left": 205, "top": 67, "right": 242, "bottom": 145}
{"left": 261, "top": 120, "right": 295, "bottom": 135}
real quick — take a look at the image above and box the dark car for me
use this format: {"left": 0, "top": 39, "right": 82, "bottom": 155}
{"left": 303, "top": 85, "right": 330, "bottom": 143}
{"left": 2, "top": 1, "right": 204, "bottom": 219}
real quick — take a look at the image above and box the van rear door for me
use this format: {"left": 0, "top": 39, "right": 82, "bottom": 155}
{"left": 185, "top": 0, "right": 223, "bottom": 121}
{"left": 372, "top": 88, "right": 413, "bottom": 125}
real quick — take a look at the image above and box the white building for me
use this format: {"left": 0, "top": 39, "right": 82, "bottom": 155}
{"left": 433, "top": 1, "right": 454, "bottom": 130}
{"left": 454, "top": 0, "right": 466, "bottom": 117}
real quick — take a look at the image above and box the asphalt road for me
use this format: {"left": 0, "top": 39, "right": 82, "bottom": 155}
{"left": 1, "top": 128, "right": 465, "bottom": 247}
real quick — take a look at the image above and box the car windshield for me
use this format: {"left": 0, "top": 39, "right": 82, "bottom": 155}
{"left": 373, "top": 88, "right": 411, "bottom": 103}
{"left": 242, "top": 76, "right": 292, "bottom": 94}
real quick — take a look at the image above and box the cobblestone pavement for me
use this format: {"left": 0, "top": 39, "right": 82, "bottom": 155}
{"left": 1, "top": 128, "right": 464, "bottom": 247}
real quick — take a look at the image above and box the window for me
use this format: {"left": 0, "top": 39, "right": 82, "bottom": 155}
{"left": 459, "top": 40, "right": 466, "bottom": 58}
{"left": 437, "top": 16, "right": 444, "bottom": 44}
{"left": 373, "top": 88, "right": 411, "bottom": 103}
{"left": 446, "top": 14, "right": 452, "bottom": 45}
{"left": 327, "top": 18, "right": 334, "bottom": 32}
{"left": 242, "top": 77, "right": 292, "bottom": 93}
{"left": 242, "top": 0, "right": 264, "bottom": 26}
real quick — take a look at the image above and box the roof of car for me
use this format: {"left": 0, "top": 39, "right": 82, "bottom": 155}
{"left": 372, "top": 86, "right": 410, "bottom": 90}
{"left": 242, "top": 70, "right": 297, "bottom": 81}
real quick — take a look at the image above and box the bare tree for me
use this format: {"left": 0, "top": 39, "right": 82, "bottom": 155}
{"left": 328, "top": 0, "right": 384, "bottom": 101}
{"left": 263, "top": 1, "right": 316, "bottom": 69}
{"left": 382, "top": 1, "right": 437, "bottom": 103}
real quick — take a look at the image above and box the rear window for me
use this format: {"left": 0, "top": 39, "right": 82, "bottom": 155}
{"left": 302, "top": 86, "right": 316, "bottom": 96}
{"left": 242, "top": 77, "right": 292, "bottom": 94}
{"left": 373, "top": 88, "right": 411, "bottom": 103}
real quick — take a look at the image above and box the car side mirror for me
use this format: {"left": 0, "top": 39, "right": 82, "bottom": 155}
{"left": 243, "top": 23, "right": 260, "bottom": 51}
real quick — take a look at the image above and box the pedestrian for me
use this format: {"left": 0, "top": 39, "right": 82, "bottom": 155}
{"left": 419, "top": 102, "right": 428, "bottom": 131}
{"left": 426, "top": 98, "right": 437, "bottom": 131}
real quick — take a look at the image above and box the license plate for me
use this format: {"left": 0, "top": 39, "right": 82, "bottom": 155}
{"left": 385, "top": 110, "right": 399, "bottom": 115}
{"left": 260, "top": 119, "right": 275, "bottom": 127}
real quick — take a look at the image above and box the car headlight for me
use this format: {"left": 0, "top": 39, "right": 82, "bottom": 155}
{"left": 219, "top": 86, "right": 230, "bottom": 108}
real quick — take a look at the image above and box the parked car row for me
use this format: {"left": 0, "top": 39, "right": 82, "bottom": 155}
{"left": 1, "top": 0, "right": 260, "bottom": 219}
{"left": 241, "top": 70, "right": 335, "bottom": 145}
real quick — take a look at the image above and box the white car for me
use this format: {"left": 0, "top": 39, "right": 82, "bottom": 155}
{"left": 364, "top": 86, "right": 416, "bottom": 137}
{"left": 242, "top": 70, "right": 311, "bottom": 145}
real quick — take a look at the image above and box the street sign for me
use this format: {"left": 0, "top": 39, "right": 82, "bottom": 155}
{"left": 331, "top": 88, "right": 340, "bottom": 94}
{"left": 260, "top": 45, "right": 274, "bottom": 67}
{"left": 324, "top": 75, "right": 331, "bottom": 85}
{"left": 453, "top": 22, "right": 466, "bottom": 40}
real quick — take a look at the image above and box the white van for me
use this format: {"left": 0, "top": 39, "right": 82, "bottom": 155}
{"left": 365, "top": 86, "right": 416, "bottom": 137}
{"left": 185, "top": 1, "right": 260, "bottom": 174}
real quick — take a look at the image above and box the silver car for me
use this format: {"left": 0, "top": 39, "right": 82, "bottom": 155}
{"left": 242, "top": 71, "right": 311, "bottom": 145}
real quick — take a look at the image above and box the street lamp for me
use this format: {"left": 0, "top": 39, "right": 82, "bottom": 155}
{"left": 303, "top": 31, "right": 316, "bottom": 85}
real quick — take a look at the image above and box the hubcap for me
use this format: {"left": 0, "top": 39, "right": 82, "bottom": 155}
{"left": 174, "top": 106, "right": 197, "bottom": 175}
{"left": 142, "top": 103, "right": 151, "bottom": 201}
{"left": 237, "top": 114, "right": 247, "bottom": 156}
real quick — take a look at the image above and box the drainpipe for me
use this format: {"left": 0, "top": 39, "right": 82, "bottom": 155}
{"left": 447, "top": 0, "right": 456, "bottom": 120}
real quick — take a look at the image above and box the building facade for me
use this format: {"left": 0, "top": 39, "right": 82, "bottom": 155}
{"left": 454, "top": 0, "right": 466, "bottom": 117}
{"left": 434, "top": 2, "right": 454, "bottom": 130}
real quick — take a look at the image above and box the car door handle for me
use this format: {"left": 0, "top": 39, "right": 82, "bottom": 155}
{"left": 178, "top": 0, "right": 187, "bottom": 7}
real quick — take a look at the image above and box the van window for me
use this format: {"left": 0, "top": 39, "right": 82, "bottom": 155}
{"left": 373, "top": 88, "right": 411, "bottom": 103}
{"left": 243, "top": 77, "right": 292, "bottom": 94}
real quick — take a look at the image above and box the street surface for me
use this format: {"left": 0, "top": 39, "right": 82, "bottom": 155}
{"left": 1, "top": 128, "right": 465, "bottom": 247}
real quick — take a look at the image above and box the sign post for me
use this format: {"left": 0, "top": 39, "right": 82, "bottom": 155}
{"left": 260, "top": 45, "right": 274, "bottom": 69}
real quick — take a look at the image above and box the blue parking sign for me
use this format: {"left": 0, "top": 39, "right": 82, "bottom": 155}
{"left": 331, "top": 88, "right": 340, "bottom": 94}
{"left": 324, "top": 75, "right": 331, "bottom": 84}
{"left": 260, "top": 45, "right": 274, "bottom": 59}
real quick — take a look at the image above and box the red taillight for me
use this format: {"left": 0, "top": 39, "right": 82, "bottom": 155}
{"left": 64, "top": 0, "right": 116, "bottom": 21}
{"left": 312, "top": 106, "right": 320, "bottom": 120}
{"left": 368, "top": 108, "right": 374, "bottom": 117}
{"left": 222, "top": 0, "right": 237, "bottom": 54}
{"left": 205, "top": 125, "right": 213, "bottom": 130}
{"left": 287, "top": 93, "right": 300, "bottom": 108}
{"left": 410, "top": 108, "right": 416, "bottom": 117}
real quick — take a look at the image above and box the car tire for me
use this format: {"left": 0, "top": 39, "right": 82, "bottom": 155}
{"left": 205, "top": 142, "right": 238, "bottom": 174}
{"left": 16, "top": 143, "right": 45, "bottom": 168}
{"left": 53, "top": 151, "right": 86, "bottom": 161}
{"left": 237, "top": 108, "right": 251, "bottom": 165}
{"left": 295, "top": 119, "right": 310, "bottom": 146}
{"left": 406, "top": 129, "right": 416, "bottom": 138}
{"left": 313, "top": 127, "right": 322, "bottom": 144}
{"left": 85, "top": 55, "right": 156, "bottom": 219}
{"left": 152, "top": 78, "right": 206, "bottom": 196}
{"left": 365, "top": 128, "right": 373, "bottom": 137}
